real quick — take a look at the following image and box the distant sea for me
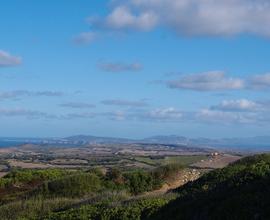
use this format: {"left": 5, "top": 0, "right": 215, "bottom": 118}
{"left": 0, "top": 141, "right": 23, "bottom": 148}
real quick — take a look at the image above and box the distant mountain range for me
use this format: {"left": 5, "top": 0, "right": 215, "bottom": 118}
{"left": 142, "top": 135, "right": 270, "bottom": 150}
{"left": 1, "top": 135, "right": 270, "bottom": 151}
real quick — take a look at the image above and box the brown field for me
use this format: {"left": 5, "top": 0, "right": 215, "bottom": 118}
{"left": 8, "top": 159, "right": 52, "bottom": 169}
{"left": 191, "top": 154, "right": 242, "bottom": 169}
{"left": 50, "top": 159, "right": 88, "bottom": 165}
{"left": 0, "top": 148, "right": 17, "bottom": 154}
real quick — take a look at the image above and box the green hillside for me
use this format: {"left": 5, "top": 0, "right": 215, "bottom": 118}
{"left": 152, "top": 154, "right": 270, "bottom": 220}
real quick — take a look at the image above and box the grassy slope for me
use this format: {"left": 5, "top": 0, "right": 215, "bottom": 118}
{"left": 152, "top": 154, "right": 270, "bottom": 220}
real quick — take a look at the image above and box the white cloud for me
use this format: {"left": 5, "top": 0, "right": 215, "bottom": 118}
{"left": 146, "top": 107, "right": 183, "bottom": 121}
{"left": 211, "top": 99, "right": 260, "bottom": 112}
{"left": 248, "top": 73, "right": 270, "bottom": 89}
{"left": 88, "top": 0, "right": 270, "bottom": 37}
{"left": 73, "top": 32, "right": 97, "bottom": 45}
{"left": 166, "top": 71, "right": 244, "bottom": 91}
{"left": 98, "top": 61, "right": 143, "bottom": 72}
{"left": 90, "top": 6, "right": 158, "bottom": 31}
{"left": 197, "top": 98, "right": 270, "bottom": 124}
{"left": 0, "top": 50, "right": 22, "bottom": 67}
{"left": 63, "top": 112, "right": 96, "bottom": 119}
{"left": 101, "top": 107, "right": 183, "bottom": 122}
{"left": 0, "top": 108, "right": 54, "bottom": 119}
{"left": 102, "top": 110, "right": 126, "bottom": 121}
{"left": 0, "top": 90, "right": 64, "bottom": 100}
{"left": 101, "top": 99, "right": 147, "bottom": 107}
{"left": 60, "top": 102, "right": 96, "bottom": 109}
{"left": 165, "top": 71, "right": 270, "bottom": 92}
{"left": 196, "top": 109, "right": 257, "bottom": 124}
{"left": 0, "top": 107, "right": 97, "bottom": 120}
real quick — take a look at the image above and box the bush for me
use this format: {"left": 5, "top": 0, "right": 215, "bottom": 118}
{"left": 39, "top": 173, "right": 102, "bottom": 197}
{"left": 152, "top": 163, "right": 183, "bottom": 182}
{"left": 0, "top": 169, "right": 70, "bottom": 189}
{"left": 124, "top": 171, "right": 155, "bottom": 195}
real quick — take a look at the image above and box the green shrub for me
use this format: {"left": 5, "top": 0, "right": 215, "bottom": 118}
{"left": 45, "top": 198, "right": 169, "bottom": 220}
{"left": 124, "top": 171, "right": 155, "bottom": 195}
{"left": 40, "top": 173, "right": 102, "bottom": 197}
{"left": 0, "top": 169, "right": 70, "bottom": 189}
{"left": 152, "top": 154, "right": 270, "bottom": 220}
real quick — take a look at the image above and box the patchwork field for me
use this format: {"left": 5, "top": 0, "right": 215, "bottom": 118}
{"left": 0, "top": 143, "right": 242, "bottom": 173}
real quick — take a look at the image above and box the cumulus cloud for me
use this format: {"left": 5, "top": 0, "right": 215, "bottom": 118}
{"left": 0, "top": 50, "right": 22, "bottom": 67}
{"left": 88, "top": 6, "right": 158, "bottom": 31}
{"left": 211, "top": 99, "right": 260, "bottom": 112}
{"left": 98, "top": 61, "right": 143, "bottom": 73}
{"left": 248, "top": 73, "right": 270, "bottom": 89}
{"left": 166, "top": 71, "right": 244, "bottom": 91}
{"left": 101, "top": 99, "right": 148, "bottom": 107}
{"left": 197, "top": 99, "right": 270, "bottom": 124}
{"left": 0, "top": 90, "right": 64, "bottom": 100}
{"left": 164, "top": 71, "right": 270, "bottom": 92}
{"left": 196, "top": 109, "right": 258, "bottom": 124}
{"left": 60, "top": 102, "right": 96, "bottom": 109}
{"left": 73, "top": 32, "right": 97, "bottom": 45}
{"left": 88, "top": 0, "right": 270, "bottom": 37}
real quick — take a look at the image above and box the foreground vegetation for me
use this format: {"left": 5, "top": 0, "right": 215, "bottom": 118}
{"left": 0, "top": 164, "right": 183, "bottom": 219}
{"left": 153, "top": 154, "right": 270, "bottom": 220}
{"left": 1, "top": 154, "right": 270, "bottom": 219}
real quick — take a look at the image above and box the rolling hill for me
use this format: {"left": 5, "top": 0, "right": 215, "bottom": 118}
{"left": 152, "top": 154, "right": 270, "bottom": 220}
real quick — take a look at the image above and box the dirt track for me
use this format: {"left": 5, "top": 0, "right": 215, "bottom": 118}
{"left": 140, "top": 169, "right": 202, "bottom": 198}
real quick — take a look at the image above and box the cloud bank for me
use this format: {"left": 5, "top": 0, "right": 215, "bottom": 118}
{"left": 165, "top": 71, "right": 270, "bottom": 91}
{"left": 0, "top": 90, "right": 64, "bottom": 100}
{"left": 1, "top": 98, "right": 270, "bottom": 126}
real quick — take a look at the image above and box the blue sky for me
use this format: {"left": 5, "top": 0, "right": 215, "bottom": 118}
{"left": 1, "top": 0, "right": 270, "bottom": 138}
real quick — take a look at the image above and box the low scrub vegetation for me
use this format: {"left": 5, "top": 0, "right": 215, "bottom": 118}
{"left": 45, "top": 198, "right": 169, "bottom": 220}
{"left": 152, "top": 154, "right": 270, "bottom": 220}
{"left": 0, "top": 164, "right": 184, "bottom": 219}
{"left": 0, "top": 169, "right": 71, "bottom": 189}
